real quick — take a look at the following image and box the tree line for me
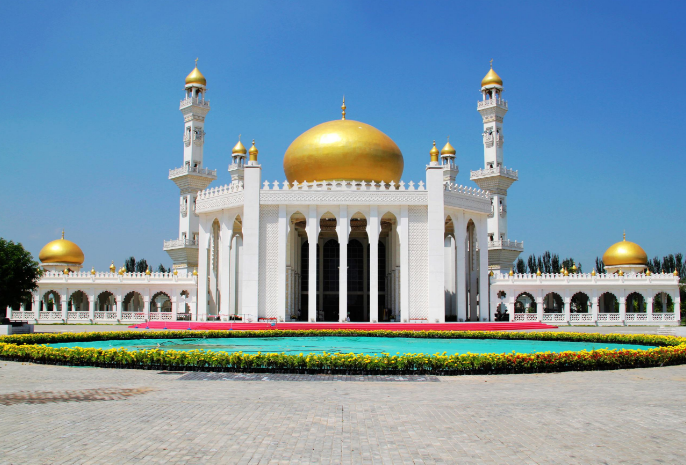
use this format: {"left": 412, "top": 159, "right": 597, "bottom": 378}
{"left": 515, "top": 252, "right": 582, "bottom": 274}
{"left": 124, "top": 256, "right": 171, "bottom": 274}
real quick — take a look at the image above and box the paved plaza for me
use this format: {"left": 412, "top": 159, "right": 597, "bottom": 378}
{"left": 2, "top": 356, "right": 686, "bottom": 464}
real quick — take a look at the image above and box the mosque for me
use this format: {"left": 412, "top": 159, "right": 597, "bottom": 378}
{"left": 10, "top": 64, "right": 681, "bottom": 325}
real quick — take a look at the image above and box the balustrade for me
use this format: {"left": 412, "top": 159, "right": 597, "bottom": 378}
{"left": 9, "top": 311, "right": 35, "bottom": 321}
{"left": 169, "top": 165, "right": 217, "bottom": 178}
{"left": 39, "top": 311, "right": 63, "bottom": 320}
{"left": 179, "top": 97, "right": 210, "bottom": 108}
{"left": 513, "top": 313, "right": 538, "bottom": 322}
{"left": 66, "top": 311, "right": 90, "bottom": 320}
{"left": 121, "top": 312, "right": 146, "bottom": 321}
{"left": 569, "top": 313, "right": 594, "bottom": 323}
{"left": 477, "top": 98, "right": 508, "bottom": 109}
{"left": 149, "top": 312, "right": 174, "bottom": 321}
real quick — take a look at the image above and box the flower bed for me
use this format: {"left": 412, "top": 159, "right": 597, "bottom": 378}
{"left": 1, "top": 330, "right": 686, "bottom": 375}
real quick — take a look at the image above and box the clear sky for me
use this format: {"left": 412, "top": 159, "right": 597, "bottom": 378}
{"left": 1, "top": 1, "right": 685, "bottom": 272}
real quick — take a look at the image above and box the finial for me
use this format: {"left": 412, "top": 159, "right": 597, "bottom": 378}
{"left": 341, "top": 96, "right": 346, "bottom": 120}
{"left": 490, "top": 58, "right": 493, "bottom": 69}
{"left": 239, "top": 133, "right": 241, "bottom": 141}
{"left": 536, "top": 268, "right": 541, "bottom": 276}
{"left": 249, "top": 139, "right": 258, "bottom": 161}
{"left": 61, "top": 229, "right": 64, "bottom": 239}
{"left": 430, "top": 140, "right": 439, "bottom": 162}
{"left": 195, "top": 57, "right": 198, "bottom": 68}
{"left": 623, "top": 230, "right": 626, "bottom": 241}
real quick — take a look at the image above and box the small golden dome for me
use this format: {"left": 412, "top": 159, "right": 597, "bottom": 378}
{"left": 509, "top": 268, "right": 514, "bottom": 276}
{"left": 90, "top": 267, "right": 96, "bottom": 275}
{"left": 145, "top": 267, "right": 151, "bottom": 276}
{"left": 109, "top": 261, "right": 115, "bottom": 272}
{"left": 232, "top": 137, "right": 247, "bottom": 155}
{"left": 602, "top": 233, "right": 648, "bottom": 267}
{"left": 618, "top": 270, "right": 624, "bottom": 276}
{"left": 559, "top": 267, "right": 564, "bottom": 274}
{"left": 248, "top": 139, "right": 258, "bottom": 161}
{"left": 536, "top": 268, "right": 541, "bottom": 276}
{"left": 118, "top": 267, "right": 124, "bottom": 275}
{"left": 283, "top": 117, "right": 404, "bottom": 184}
{"left": 441, "top": 138, "right": 456, "bottom": 156}
{"left": 185, "top": 63, "right": 206, "bottom": 86}
{"left": 62, "top": 268, "right": 69, "bottom": 275}
{"left": 591, "top": 269, "right": 596, "bottom": 276}
{"left": 38, "top": 231, "right": 85, "bottom": 265}
{"left": 646, "top": 269, "right": 652, "bottom": 276}
{"left": 674, "top": 268, "right": 679, "bottom": 277}
{"left": 430, "top": 140, "right": 439, "bottom": 163}
{"left": 193, "top": 268, "right": 198, "bottom": 276}
{"left": 481, "top": 66, "right": 503, "bottom": 87}
{"left": 488, "top": 270, "right": 494, "bottom": 277}
{"left": 571, "top": 263, "right": 577, "bottom": 272}
{"left": 173, "top": 269, "right": 178, "bottom": 276}
{"left": 563, "top": 268, "right": 569, "bottom": 276}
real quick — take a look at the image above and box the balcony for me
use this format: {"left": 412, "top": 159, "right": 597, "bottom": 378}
{"left": 477, "top": 98, "right": 508, "bottom": 110}
{"left": 488, "top": 239, "right": 524, "bottom": 251}
{"left": 163, "top": 239, "right": 199, "bottom": 250}
{"left": 470, "top": 166, "right": 518, "bottom": 181}
{"left": 179, "top": 97, "right": 210, "bottom": 110}
{"left": 169, "top": 165, "right": 217, "bottom": 180}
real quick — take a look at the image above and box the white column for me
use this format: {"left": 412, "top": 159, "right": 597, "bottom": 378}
{"left": 399, "top": 205, "right": 409, "bottom": 322}
{"left": 144, "top": 295, "right": 150, "bottom": 321}
{"left": 116, "top": 292, "right": 123, "bottom": 321}
{"left": 674, "top": 292, "right": 681, "bottom": 323}
{"left": 455, "top": 213, "right": 467, "bottom": 322}
{"left": 241, "top": 163, "right": 262, "bottom": 321}
{"left": 33, "top": 293, "right": 41, "bottom": 320}
{"left": 426, "top": 165, "right": 445, "bottom": 323}
{"left": 219, "top": 212, "right": 232, "bottom": 318}
{"left": 563, "top": 297, "right": 571, "bottom": 324}
{"left": 506, "top": 296, "right": 515, "bottom": 321}
{"left": 88, "top": 294, "right": 95, "bottom": 321}
{"left": 368, "top": 205, "right": 380, "bottom": 323}
{"left": 591, "top": 296, "right": 599, "bottom": 323}
{"left": 61, "top": 290, "right": 68, "bottom": 320}
{"left": 171, "top": 296, "right": 178, "bottom": 321}
{"left": 338, "top": 206, "right": 349, "bottom": 322}
{"left": 277, "top": 205, "right": 288, "bottom": 322}
{"left": 307, "top": 205, "right": 319, "bottom": 322}
{"left": 536, "top": 295, "right": 543, "bottom": 322}
{"left": 197, "top": 216, "right": 209, "bottom": 321}
{"left": 619, "top": 295, "right": 626, "bottom": 324}
{"left": 647, "top": 296, "right": 653, "bottom": 322}
{"left": 477, "top": 217, "right": 490, "bottom": 321}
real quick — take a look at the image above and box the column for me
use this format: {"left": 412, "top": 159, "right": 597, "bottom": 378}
{"left": 88, "top": 296, "right": 95, "bottom": 321}
{"left": 477, "top": 217, "right": 490, "bottom": 321}
{"left": 399, "top": 205, "right": 410, "bottom": 322}
{"left": 647, "top": 296, "right": 653, "bottom": 322}
{"left": 455, "top": 213, "right": 467, "bottom": 322}
{"left": 143, "top": 295, "right": 150, "bottom": 321}
{"left": 506, "top": 296, "right": 515, "bottom": 321}
{"left": 426, "top": 166, "right": 445, "bottom": 323}
{"left": 277, "top": 205, "right": 288, "bottom": 322}
{"left": 674, "top": 292, "right": 681, "bottom": 323}
{"left": 241, "top": 163, "right": 262, "bottom": 321}
{"left": 116, "top": 292, "right": 123, "bottom": 321}
{"left": 338, "top": 206, "right": 349, "bottom": 322}
{"left": 368, "top": 205, "right": 380, "bottom": 323}
{"left": 190, "top": 288, "right": 198, "bottom": 321}
{"left": 536, "top": 296, "right": 543, "bottom": 322}
{"left": 619, "top": 295, "right": 626, "bottom": 324}
{"left": 307, "top": 205, "right": 319, "bottom": 322}
{"left": 591, "top": 296, "right": 599, "bottom": 323}
{"left": 61, "top": 290, "right": 68, "bottom": 320}
{"left": 33, "top": 294, "right": 40, "bottom": 320}
{"left": 197, "top": 216, "right": 209, "bottom": 320}
{"left": 563, "top": 297, "right": 571, "bottom": 324}
{"left": 171, "top": 296, "right": 177, "bottom": 321}
{"left": 219, "top": 213, "right": 232, "bottom": 318}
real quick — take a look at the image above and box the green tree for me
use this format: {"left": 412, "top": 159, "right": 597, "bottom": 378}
{"left": 157, "top": 264, "right": 169, "bottom": 273}
{"left": 515, "top": 258, "right": 526, "bottom": 274}
{"left": 0, "top": 239, "right": 43, "bottom": 320}
{"left": 135, "top": 259, "right": 148, "bottom": 273}
{"left": 595, "top": 257, "right": 605, "bottom": 274}
{"left": 124, "top": 256, "right": 136, "bottom": 273}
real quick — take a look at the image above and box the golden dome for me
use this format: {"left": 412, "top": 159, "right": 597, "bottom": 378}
{"left": 283, "top": 119, "right": 404, "bottom": 184}
{"left": 481, "top": 66, "right": 503, "bottom": 87}
{"left": 602, "top": 233, "right": 648, "bottom": 267}
{"left": 109, "top": 261, "right": 116, "bottom": 273}
{"left": 248, "top": 139, "right": 258, "bottom": 162}
{"left": 185, "top": 64, "right": 206, "bottom": 86}
{"left": 38, "top": 231, "right": 84, "bottom": 265}
{"left": 441, "top": 138, "right": 456, "bottom": 156}
{"left": 232, "top": 137, "right": 247, "bottom": 155}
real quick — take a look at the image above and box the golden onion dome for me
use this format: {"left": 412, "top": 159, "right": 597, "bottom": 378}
{"left": 429, "top": 140, "right": 439, "bottom": 162}
{"left": 38, "top": 231, "right": 85, "bottom": 265}
{"left": 441, "top": 139, "right": 456, "bottom": 156}
{"left": 185, "top": 64, "right": 206, "bottom": 86}
{"left": 232, "top": 137, "right": 247, "bottom": 155}
{"left": 283, "top": 117, "right": 404, "bottom": 184}
{"left": 109, "top": 261, "right": 116, "bottom": 273}
{"left": 481, "top": 66, "right": 503, "bottom": 87}
{"left": 602, "top": 233, "right": 648, "bottom": 266}
{"left": 248, "top": 139, "right": 258, "bottom": 162}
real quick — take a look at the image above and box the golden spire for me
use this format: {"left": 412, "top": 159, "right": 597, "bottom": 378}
{"left": 591, "top": 269, "right": 596, "bottom": 276}
{"left": 674, "top": 268, "right": 679, "bottom": 277}
{"left": 232, "top": 134, "right": 247, "bottom": 155}
{"left": 430, "top": 140, "right": 439, "bottom": 163}
{"left": 109, "top": 261, "right": 115, "bottom": 273}
{"left": 61, "top": 229, "right": 65, "bottom": 239}
{"left": 90, "top": 267, "right": 96, "bottom": 275}
{"left": 509, "top": 268, "right": 514, "bottom": 276}
{"left": 563, "top": 268, "right": 569, "bottom": 276}
{"left": 536, "top": 268, "right": 541, "bottom": 276}
{"left": 145, "top": 267, "right": 151, "bottom": 276}
{"left": 248, "top": 139, "right": 258, "bottom": 162}
{"left": 441, "top": 136, "right": 456, "bottom": 156}
{"left": 341, "top": 96, "right": 346, "bottom": 120}
{"left": 195, "top": 57, "right": 198, "bottom": 67}
{"left": 490, "top": 58, "right": 493, "bottom": 68}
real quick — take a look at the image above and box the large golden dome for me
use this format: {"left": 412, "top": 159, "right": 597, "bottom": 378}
{"left": 38, "top": 232, "right": 84, "bottom": 265}
{"left": 602, "top": 234, "right": 647, "bottom": 266}
{"left": 283, "top": 119, "right": 404, "bottom": 184}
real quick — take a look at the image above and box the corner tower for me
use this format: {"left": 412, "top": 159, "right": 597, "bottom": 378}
{"left": 470, "top": 62, "right": 523, "bottom": 272}
{"left": 164, "top": 60, "right": 217, "bottom": 275}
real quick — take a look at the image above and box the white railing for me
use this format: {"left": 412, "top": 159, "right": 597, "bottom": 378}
{"left": 163, "top": 239, "right": 199, "bottom": 249}
{"left": 122, "top": 312, "right": 146, "bottom": 321}
{"left": 9, "top": 311, "right": 35, "bottom": 320}
{"left": 39, "top": 311, "right": 63, "bottom": 320}
{"left": 597, "top": 313, "right": 621, "bottom": 322}
{"left": 651, "top": 313, "right": 677, "bottom": 321}
{"left": 477, "top": 98, "right": 507, "bottom": 109}
{"left": 149, "top": 312, "right": 174, "bottom": 321}
{"left": 490, "top": 271, "right": 679, "bottom": 282}
{"left": 196, "top": 181, "right": 245, "bottom": 200}
{"left": 513, "top": 313, "right": 538, "bottom": 322}
{"left": 624, "top": 313, "right": 649, "bottom": 322}
{"left": 488, "top": 239, "right": 524, "bottom": 251}
{"left": 470, "top": 166, "right": 518, "bottom": 180}
{"left": 570, "top": 313, "right": 594, "bottom": 323}
{"left": 261, "top": 180, "right": 426, "bottom": 192}
{"left": 66, "top": 311, "right": 90, "bottom": 320}
{"left": 169, "top": 165, "right": 217, "bottom": 178}
{"left": 443, "top": 182, "right": 491, "bottom": 199}
{"left": 179, "top": 97, "right": 210, "bottom": 109}
{"left": 94, "top": 311, "right": 118, "bottom": 320}
{"left": 542, "top": 313, "right": 566, "bottom": 322}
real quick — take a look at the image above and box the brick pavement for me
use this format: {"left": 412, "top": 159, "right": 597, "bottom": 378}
{"left": 1, "top": 361, "right": 685, "bottom": 464}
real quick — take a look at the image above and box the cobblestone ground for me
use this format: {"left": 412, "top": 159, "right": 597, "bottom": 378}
{"left": 1, "top": 362, "right": 686, "bottom": 464}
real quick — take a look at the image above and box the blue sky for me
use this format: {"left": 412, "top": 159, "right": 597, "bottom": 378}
{"left": 1, "top": 1, "right": 684, "bottom": 272}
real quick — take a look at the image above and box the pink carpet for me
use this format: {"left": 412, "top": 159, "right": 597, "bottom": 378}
{"left": 128, "top": 321, "right": 556, "bottom": 331}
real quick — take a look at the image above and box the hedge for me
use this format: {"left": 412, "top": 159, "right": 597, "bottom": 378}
{"left": 1, "top": 330, "right": 685, "bottom": 375}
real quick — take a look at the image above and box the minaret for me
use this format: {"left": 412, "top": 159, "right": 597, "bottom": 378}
{"left": 440, "top": 137, "right": 458, "bottom": 182}
{"left": 228, "top": 135, "right": 247, "bottom": 183}
{"left": 470, "top": 61, "right": 523, "bottom": 273}
{"left": 164, "top": 60, "right": 217, "bottom": 275}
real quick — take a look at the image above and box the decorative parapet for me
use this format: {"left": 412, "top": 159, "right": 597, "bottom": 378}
{"left": 443, "top": 182, "right": 490, "bottom": 199}
{"left": 490, "top": 271, "right": 680, "bottom": 284}
{"left": 488, "top": 239, "right": 524, "bottom": 251}
{"left": 163, "top": 239, "right": 199, "bottom": 249}
{"left": 477, "top": 98, "right": 508, "bottom": 110}
{"left": 179, "top": 97, "right": 210, "bottom": 110}
{"left": 38, "top": 270, "right": 197, "bottom": 283}
{"left": 261, "top": 179, "right": 426, "bottom": 191}
{"left": 169, "top": 166, "right": 217, "bottom": 179}
{"left": 470, "top": 166, "right": 518, "bottom": 181}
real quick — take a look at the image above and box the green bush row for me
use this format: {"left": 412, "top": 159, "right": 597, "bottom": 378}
{"left": 1, "top": 330, "right": 685, "bottom": 375}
